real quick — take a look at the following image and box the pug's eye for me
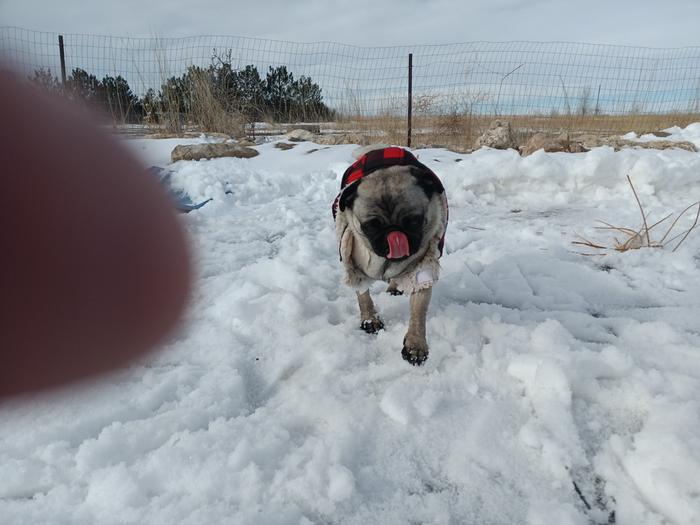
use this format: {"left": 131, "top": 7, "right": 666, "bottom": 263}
{"left": 402, "top": 214, "right": 424, "bottom": 231}
{"left": 361, "top": 218, "right": 383, "bottom": 234}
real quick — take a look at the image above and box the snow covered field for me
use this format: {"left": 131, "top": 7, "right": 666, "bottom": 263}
{"left": 3, "top": 125, "right": 700, "bottom": 524}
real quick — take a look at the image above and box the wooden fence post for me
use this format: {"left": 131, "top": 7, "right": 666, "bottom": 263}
{"left": 58, "top": 35, "right": 67, "bottom": 86}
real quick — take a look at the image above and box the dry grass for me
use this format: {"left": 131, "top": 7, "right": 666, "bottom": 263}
{"left": 135, "top": 66, "right": 699, "bottom": 143}
{"left": 186, "top": 70, "right": 245, "bottom": 138}
{"left": 139, "top": 71, "right": 699, "bottom": 144}
{"left": 329, "top": 111, "right": 700, "bottom": 151}
{"left": 573, "top": 175, "right": 700, "bottom": 255}
{"left": 147, "top": 40, "right": 245, "bottom": 137}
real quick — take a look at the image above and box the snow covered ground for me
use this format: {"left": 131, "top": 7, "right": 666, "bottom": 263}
{"left": 3, "top": 126, "right": 700, "bottom": 524}
{"left": 622, "top": 123, "right": 700, "bottom": 145}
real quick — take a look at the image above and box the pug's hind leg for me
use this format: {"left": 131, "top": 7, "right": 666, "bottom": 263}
{"left": 402, "top": 287, "right": 432, "bottom": 365}
{"left": 386, "top": 279, "right": 404, "bottom": 296}
{"left": 357, "top": 290, "right": 384, "bottom": 334}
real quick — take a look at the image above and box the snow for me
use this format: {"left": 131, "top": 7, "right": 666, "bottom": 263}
{"left": 622, "top": 122, "right": 700, "bottom": 148}
{"left": 3, "top": 126, "right": 700, "bottom": 524}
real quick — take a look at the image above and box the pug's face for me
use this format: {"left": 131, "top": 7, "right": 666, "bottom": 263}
{"left": 340, "top": 165, "right": 442, "bottom": 260}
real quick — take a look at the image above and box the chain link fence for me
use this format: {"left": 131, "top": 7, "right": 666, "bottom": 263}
{"left": 2, "top": 26, "right": 700, "bottom": 149}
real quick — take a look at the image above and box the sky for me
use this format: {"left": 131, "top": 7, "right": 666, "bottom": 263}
{"left": 1, "top": 0, "right": 699, "bottom": 48}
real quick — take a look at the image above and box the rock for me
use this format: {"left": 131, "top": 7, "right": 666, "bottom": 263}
{"left": 627, "top": 139, "right": 697, "bottom": 152}
{"left": 236, "top": 139, "right": 257, "bottom": 147}
{"left": 580, "top": 136, "right": 697, "bottom": 152}
{"left": 520, "top": 133, "right": 553, "bottom": 156}
{"left": 475, "top": 120, "right": 517, "bottom": 150}
{"left": 313, "top": 134, "right": 339, "bottom": 145}
{"left": 284, "top": 124, "right": 321, "bottom": 134}
{"left": 315, "top": 133, "right": 369, "bottom": 146}
{"left": 203, "top": 132, "right": 233, "bottom": 140}
{"left": 274, "top": 142, "right": 296, "bottom": 150}
{"left": 149, "top": 132, "right": 200, "bottom": 140}
{"left": 171, "top": 143, "right": 259, "bottom": 162}
{"left": 568, "top": 142, "right": 589, "bottom": 153}
{"left": 286, "top": 129, "right": 318, "bottom": 142}
{"left": 341, "top": 133, "right": 369, "bottom": 146}
{"left": 520, "top": 131, "right": 589, "bottom": 156}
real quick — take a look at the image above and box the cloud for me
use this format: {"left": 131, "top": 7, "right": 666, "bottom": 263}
{"left": 0, "top": 0, "right": 698, "bottom": 48}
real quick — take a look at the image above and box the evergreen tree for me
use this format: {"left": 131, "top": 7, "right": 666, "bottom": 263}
{"left": 31, "top": 50, "right": 335, "bottom": 129}
{"left": 65, "top": 68, "right": 100, "bottom": 103}
{"left": 227, "top": 65, "right": 264, "bottom": 121}
{"left": 100, "top": 75, "right": 142, "bottom": 123}
{"left": 29, "top": 68, "right": 61, "bottom": 94}
{"left": 264, "top": 65, "right": 295, "bottom": 121}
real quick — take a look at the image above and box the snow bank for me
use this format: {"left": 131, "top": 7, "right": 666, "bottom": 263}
{"left": 622, "top": 122, "right": 700, "bottom": 148}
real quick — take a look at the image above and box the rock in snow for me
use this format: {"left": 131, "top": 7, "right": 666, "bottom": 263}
{"left": 286, "top": 128, "right": 318, "bottom": 142}
{"left": 520, "top": 132, "right": 589, "bottom": 156}
{"left": 474, "top": 119, "right": 517, "bottom": 150}
{"left": 171, "top": 142, "right": 259, "bottom": 162}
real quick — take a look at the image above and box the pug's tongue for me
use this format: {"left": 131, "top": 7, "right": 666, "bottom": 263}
{"left": 387, "top": 231, "right": 410, "bottom": 259}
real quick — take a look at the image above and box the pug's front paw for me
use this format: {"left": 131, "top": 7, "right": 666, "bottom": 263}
{"left": 361, "top": 318, "right": 384, "bottom": 334}
{"left": 401, "top": 335, "right": 429, "bottom": 365}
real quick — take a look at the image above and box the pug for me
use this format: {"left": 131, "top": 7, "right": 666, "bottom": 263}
{"left": 332, "top": 147, "right": 448, "bottom": 365}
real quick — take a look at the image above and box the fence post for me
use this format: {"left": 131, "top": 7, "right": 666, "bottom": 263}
{"left": 58, "top": 35, "right": 67, "bottom": 86}
{"left": 407, "top": 53, "right": 413, "bottom": 148}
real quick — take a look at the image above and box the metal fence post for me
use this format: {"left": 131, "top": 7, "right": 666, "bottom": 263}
{"left": 58, "top": 35, "right": 67, "bottom": 86}
{"left": 407, "top": 53, "right": 413, "bottom": 148}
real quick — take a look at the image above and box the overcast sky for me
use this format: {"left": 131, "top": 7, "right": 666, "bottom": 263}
{"left": 1, "top": 0, "right": 699, "bottom": 48}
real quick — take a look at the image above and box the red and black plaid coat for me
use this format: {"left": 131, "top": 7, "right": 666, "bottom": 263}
{"left": 332, "top": 147, "right": 447, "bottom": 256}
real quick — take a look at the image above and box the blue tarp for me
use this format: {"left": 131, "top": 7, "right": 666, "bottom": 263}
{"left": 148, "top": 166, "right": 212, "bottom": 213}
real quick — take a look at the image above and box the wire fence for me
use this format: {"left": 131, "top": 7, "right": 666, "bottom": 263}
{"left": 2, "top": 26, "right": 700, "bottom": 149}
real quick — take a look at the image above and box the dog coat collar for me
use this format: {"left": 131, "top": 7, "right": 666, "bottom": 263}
{"left": 332, "top": 147, "right": 447, "bottom": 256}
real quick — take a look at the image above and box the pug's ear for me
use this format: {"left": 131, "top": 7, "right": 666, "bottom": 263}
{"left": 410, "top": 166, "right": 444, "bottom": 199}
{"left": 339, "top": 181, "right": 360, "bottom": 211}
